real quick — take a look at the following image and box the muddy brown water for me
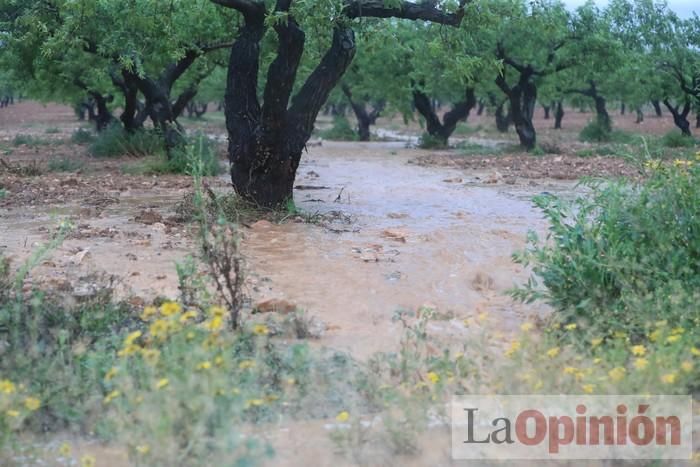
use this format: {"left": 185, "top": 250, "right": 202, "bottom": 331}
{"left": 1, "top": 142, "right": 582, "bottom": 465}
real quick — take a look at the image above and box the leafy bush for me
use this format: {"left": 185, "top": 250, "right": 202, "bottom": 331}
{"left": 122, "top": 133, "right": 223, "bottom": 176}
{"left": 89, "top": 125, "right": 163, "bottom": 158}
{"left": 318, "top": 116, "right": 357, "bottom": 141}
{"left": 660, "top": 130, "right": 696, "bottom": 148}
{"left": 579, "top": 119, "right": 611, "bottom": 142}
{"left": 70, "top": 128, "right": 95, "bottom": 144}
{"left": 417, "top": 132, "right": 447, "bottom": 149}
{"left": 512, "top": 154, "right": 700, "bottom": 367}
{"left": 12, "top": 134, "right": 49, "bottom": 147}
{"left": 47, "top": 157, "right": 84, "bottom": 172}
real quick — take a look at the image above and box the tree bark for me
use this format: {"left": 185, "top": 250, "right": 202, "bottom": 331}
{"left": 341, "top": 84, "right": 384, "bottom": 141}
{"left": 696, "top": 110, "right": 700, "bottom": 129}
{"left": 476, "top": 99, "right": 485, "bottom": 116}
{"left": 620, "top": 102, "right": 625, "bottom": 115}
{"left": 635, "top": 108, "right": 644, "bottom": 124}
{"left": 554, "top": 100, "right": 564, "bottom": 129}
{"left": 566, "top": 81, "right": 610, "bottom": 132}
{"left": 496, "top": 69, "right": 537, "bottom": 150}
{"left": 663, "top": 99, "right": 692, "bottom": 136}
{"left": 651, "top": 100, "right": 663, "bottom": 117}
{"left": 542, "top": 104, "right": 551, "bottom": 119}
{"left": 413, "top": 87, "right": 476, "bottom": 146}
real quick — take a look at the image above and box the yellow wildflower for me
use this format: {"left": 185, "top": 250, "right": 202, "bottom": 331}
{"left": 649, "top": 329, "right": 662, "bottom": 342}
{"left": 613, "top": 331, "right": 627, "bottom": 339}
{"left": 186, "top": 331, "right": 196, "bottom": 341}
{"left": 252, "top": 324, "right": 269, "bottom": 336}
{"left": 671, "top": 327, "right": 685, "bottom": 335}
{"left": 581, "top": 384, "right": 595, "bottom": 394}
{"left": 681, "top": 361, "right": 693, "bottom": 373}
{"left": 246, "top": 399, "right": 264, "bottom": 408}
{"left": 591, "top": 337, "right": 603, "bottom": 347}
{"left": 546, "top": 347, "right": 560, "bottom": 358}
{"left": 103, "top": 390, "right": 120, "bottom": 404}
{"left": 631, "top": 345, "right": 646, "bottom": 356}
{"left": 209, "top": 306, "right": 227, "bottom": 317}
{"left": 654, "top": 320, "right": 667, "bottom": 327}
{"left": 205, "top": 315, "right": 223, "bottom": 332}
{"left": 661, "top": 373, "right": 678, "bottom": 384}
{"left": 239, "top": 360, "right": 256, "bottom": 370}
{"left": 24, "top": 397, "right": 40, "bottom": 411}
{"left": 426, "top": 371, "right": 440, "bottom": 384}
{"left": 135, "top": 444, "right": 150, "bottom": 455}
{"left": 564, "top": 323, "right": 577, "bottom": 331}
{"left": 666, "top": 335, "right": 681, "bottom": 344}
{"left": 633, "top": 358, "right": 649, "bottom": 370}
{"left": 644, "top": 160, "right": 661, "bottom": 170}
{"left": 80, "top": 455, "right": 96, "bottom": 467}
{"left": 608, "top": 367, "right": 626, "bottom": 382}
{"left": 104, "top": 367, "right": 118, "bottom": 381}
{"left": 286, "top": 378, "right": 296, "bottom": 385}
{"left": 214, "top": 355, "right": 224, "bottom": 366}
{"left": 477, "top": 312, "right": 488, "bottom": 323}
{"left": 520, "top": 322, "right": 534, "bottom": 332}
{"left": 197, "top": 361, "right": 212, "bottom": 370}
{"left": 6, "top": 409, "right": 19, "bottom": 418}
{"left": 140, "top": 306, "right": 157, "bottom": 321}
{"left": 505, "top": 340, "right": 521, "bottom": 357}
{"left": 691, "top": 347, "right": 700, "bottom": 357}
{"left": 156, "top": 378, "right": 169, "bottom": 390}
{"left": 149, "top": 319, "right": 170, "bottom": 340}
{"left": 563, "top": 366, "right": 577, "bottom": 375}
{"left": 179, "top": 310, "right": 198, "bottom": 323}
{"left": 124, "top": 330, "right": 142, "bottom": 346}
{"left": 0, "top": 379, "right": 16, "bottom": 394}
{"left": 593, "top": 357, "right": 602, "bottom": 364}
{"left": 335, "top": 411, "right": 350, "bottom": 422}
{"left": 58, "top": 442, "right": 72, "bottom": 457}
{"left": 141, "top": 348, "right": 160, "bottom": 366}
{"left": 159, "top": 301, "right": 181, "bottom": 317}
{"left": 117, "top": 344, "right": 140, "bottom": 357}
{"left": 532, "top": 379, "right": 544, "bottom": 390}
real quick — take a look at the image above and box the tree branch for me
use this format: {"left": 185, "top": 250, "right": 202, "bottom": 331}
{"left": 209, "top": 0, "right": 265, "bottom": 20}
{"left": 344, "top": 0, "right": 469, "bottom": 26}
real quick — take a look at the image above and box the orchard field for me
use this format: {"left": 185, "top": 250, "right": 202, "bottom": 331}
{"left": 0, "top": 1, "right": 699, "bottom": 466}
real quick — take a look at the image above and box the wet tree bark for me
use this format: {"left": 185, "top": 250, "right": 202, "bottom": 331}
{"left": 496, "top": 67, "right": 537, "bottom": 150}
{"left": 542, "top": 104, "right": 551, "bottom": 119}
{"left": 214, "top": 0, "right": 468, "bottom": 208}
{"left": 413, "top": 87, "right": 476, "bottom": 147}
{"left": 554, "top": 100, "right": 564, "bottom": 129}
{"left": 663, "top": 99, "right": 692, "bottom": 136}
{"left": 341, "top": 84, "right": 384, "bottom": 141}
{"left": 635, "top": 108, "right": 644, "bottom": 123}
{"left": 74, "top": 79, "right": 114, "bottom": 132}
{"left": 620, "top": 102, "right": 625, "bottom": 115}
{"left": 651, "top": 100, "right": 663, "bottom": 117}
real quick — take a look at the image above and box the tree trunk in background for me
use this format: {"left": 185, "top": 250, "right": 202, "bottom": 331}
{"left": 413, "top": 87, "right": 477, "bottom": 146}
{"left": 341, "top": 84, "right": 384, "bottom": 142}
{"left": 652, "top": 100, "right": 663, "bottom": 117}
{"left": 663, "top": 100, "right": 692, "bottom": 136}
{"left": 696, "top": 110, "right": 700, "bottom": 129}
{"left": 477, "top": 99, "right": 485, "bottom": 116}
{"left": 497, "top": 69, "right": 537, "bottom": 150}
{"left": 542, "top": 104, "right": 551, "bottom": 119}
{"left": 593, "top": 94, "right": 610, "bottom": 132}
{"left": 620, "top": 102, "right": 625, "bottom": 115}
{"left": 554, "top": 100, "right": 564, "bottom": 129}
{"left": 635, "top": 108, "right": 644, "bottom": 123}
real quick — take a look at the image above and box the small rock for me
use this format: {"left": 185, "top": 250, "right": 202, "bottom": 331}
{"left": 250, "top": 220, "right": 274, "bottom": 230}
{"left": 254, "top": 298, "right": 297, "bottom": 314}
{"left": 442, "top": 177, "right": 463, "bottom": 183}
{"left": 134, "top": 209, "right": 163, "bottom": 225}
{"left": 68, "top": 248, "right": 90, "bottom": 265}
{"left": 485, "top": 171, "right": 502, "bottom": 184}
{"left": 381, "top": 228, "right": 408, "bottom": 243}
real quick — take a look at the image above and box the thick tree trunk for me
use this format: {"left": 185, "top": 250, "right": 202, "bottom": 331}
{"left": 593, "top": 95, "right": 610, "bottom": 132}
{"left": 497, "top": 69, "right": 537, "bottom": 150}
{"left": 413, "top": 87, "right": 476, "bottom": 146}
{"left": 635, "top": 108, "right": 644, "bottom": 124}
{"left": 341, "top": 84, "right": 384, "bottom": 141}
{"left": 696, "top": 110, "right": 700, "bottom": 129}
{"left": 554, "top": 100, "right": 564, "bottom": 129}
{"left": 495, "top": 102, "right": 511, "bottom": 132}
{"left": 652, "top": 100, "right": 663, "bottom": 117}
{"left": 664, "top": 100, "right": 692, "bottom": 136}
{"left": 620, "top": 102, "right": 625, "bottom": 115}
{"left": 543, "top": 104, "right": 551, "bottom": 119}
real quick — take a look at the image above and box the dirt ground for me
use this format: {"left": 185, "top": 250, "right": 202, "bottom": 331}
{"left": 0, "top": 101, "right": 695, "bottom": 466}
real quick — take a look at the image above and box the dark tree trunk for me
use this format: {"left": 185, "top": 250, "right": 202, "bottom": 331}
{"left": 186, "top": 101, "right": 209, "bottom": 118}
{"left": 488, "top": 93, "right": 511, "bottom": 133}
{"left": 341, "top": 84, "right": 384, "bottom": 141}
{"left": 635, "top": 108, "right": 644, "bottom": 124}
{"left": 620, "top": 102, "right": 625, "bottom": 115}
{"left": 663, "top": 99, "right": 692, "bottom": 136}
{"left": 496, "top": 68, "right": 537, "bottom": 150}
{"left": 413, "top": 86, "right": 477, "bottom": 146}
{"left": 554, "top": 100, "right": 564, "bottom": 129}
{"left": 113, "top": 70, "right": 147, "bottom": 132}
{"left": 477, "top": 99, "right": 485, "bottom": 116}
{"left": 652, "top": 100, "right": 663, "bottom": 117}
{"left": 566, "top": 81, "right": 610, "bottom": 132}
{"left": 542, "top": 104, "right": 551, "bottom": 119}
{"left": 696, "top": 110, "right": 700, "bottom": 129}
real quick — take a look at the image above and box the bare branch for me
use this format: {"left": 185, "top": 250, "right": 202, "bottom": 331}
{"left": 344, "top": 0, "right": 469, "bottom": 26}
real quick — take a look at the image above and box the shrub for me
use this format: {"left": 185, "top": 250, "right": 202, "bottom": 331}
{"left": 660, "top": 130, "right": 696, "bottom": 148}
{"left": 122, "top": 133, "right": 223, "bottom": 176}
{"left": 89, "top": 125, "right": 163, "bottom": 158}
{"left": 318, "top": 116, "right": 357, "bottom": 141}
{"left": 579, "top": 119, "right": 611, "bottom": 142}
{"left": 417, "top": 132, "right": 447, "bottom": 149}
{"left": 512, "top": 154, "right": 700, "bottom": 373}
{"left": 47, "top": 157, "right": 84, "bottom": 172}
{"left": 71, "top": 128, "right": 95, "bottom": 144}
{"left": 12, "top": 134, "right": 49, "bottom": 147}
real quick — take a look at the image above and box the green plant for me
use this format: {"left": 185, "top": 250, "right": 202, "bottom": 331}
{"left": 0, "top": 189, "right": 6, "bottom": 199}
{"left": 47, "top": 157, "right": 84, "bottom": 172}
{"left": 318, "top": 116, "right": 357, "bottom": 141}
{"left": 417, "top": 132, "right": 447, "bottom": 149}
{"left": 44, "top": 127, "right": 61, "bottom": 134}
{"left": 12, "top": 134, "right": 49, "bottom": 147}
{"left": 71, "top": 128, "right": 95, "bottom": 144}
{"left": 89, "top": 126, "right": 163, "bottom": 158}
{"left": 660, "top": 130, "right": 696, "bottom": 148}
